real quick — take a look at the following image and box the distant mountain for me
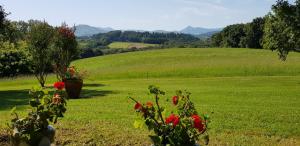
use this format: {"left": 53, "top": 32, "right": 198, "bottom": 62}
{"left": 180, "top": 26, "right": 222, "bottom": 35}
{"left": 75, "top": 24, "right": 222, "bottom": 37}
{"left": 153, "top": 30, "right": 177, "bottom": 33}
{"left": 75, "top": 25, "right": 114, "bottom": 37}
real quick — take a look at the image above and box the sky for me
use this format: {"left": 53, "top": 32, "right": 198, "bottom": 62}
{"left": 0, "top": 0, "right": 297, "bottom": 31}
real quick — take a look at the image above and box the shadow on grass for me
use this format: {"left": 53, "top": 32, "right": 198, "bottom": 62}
{"left": 0, "top": 90, "right": 29, "bottom": 110}
{"left": 79, "top": 89, "right": 116, "bottom": 99}
{"left": 83, "top": 83, "right": 105, "bottom": 87}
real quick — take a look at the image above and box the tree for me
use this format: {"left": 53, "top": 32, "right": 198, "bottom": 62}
{"left": 27, "top": 21, "right": 55, "bottom": 87}
{"left": 241, "top": 17, "right": 265, "bottom": 48}
{"left": 211, "top": 33, "right": 222, "bottom": 47}
{"left": 0, "top": 5, "right": 9, "bottom": 41}
{"left": 0, "top": 5, "right": 8, "bottom": 29}
{"left": 220, "top": 24, "right": 246, "bottom": 48}
{"left": 52, "top": 24, "right": 78, "bottom": 81}
{"left": 263, "top": 0, "right": 300, "bottom": 60}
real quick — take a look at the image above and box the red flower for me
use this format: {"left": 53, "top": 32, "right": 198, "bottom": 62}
{"left": 172, "top": 96, "right": 179, "bottom": 105}
{"left": 58, "top": 26, "right": 75, "bottom": 39}
{"left": 146, "top": 101, "right": 153, "bottom": 108}
{"left": 191, "top": 115, "right": 205, "bottom": 132}
{"left": 134, "top": 102, "right": 142, "bottom": 110}
{"left": 54, "top": 81, "right": 65, "bottom": 90}
{"left": 166, "top": 114, "right": 180, "bottom": 127}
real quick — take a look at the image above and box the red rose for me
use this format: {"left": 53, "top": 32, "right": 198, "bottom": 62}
{"left": 166, "top": 114, "right": 180, "bottom": 127}
{"left": 146, "top": 101, "right": 153, "bottom": 108}
{"left": 54, "top": 82, "right": 65, "bottom": 90}
{"left": 172, "top": 96, "right": 179, "bottom": 105}
{"left": 134, "top": 102, "right": 142, "bottom": 110}
{"left": 191, "top": 114, "right": 205, "bottom": 132}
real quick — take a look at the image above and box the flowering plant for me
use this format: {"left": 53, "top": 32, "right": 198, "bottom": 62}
{"left": 63, "top": 66, "right": 84, "bottom": 81}
{"left": 52, "top": 24, "right": 78, "bottom": 81}
{"left": 9, "top": 82, "right": 68, "bottom": 145}
{"left": 129, "top": 85, "right": 209, "bottom": 146}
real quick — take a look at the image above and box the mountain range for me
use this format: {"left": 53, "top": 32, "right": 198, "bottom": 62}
{"left": 75, "top": 25, "right": 222, "bottom": 37}
{"left": 75, "top": 25, "right": 114, "bottom": 37}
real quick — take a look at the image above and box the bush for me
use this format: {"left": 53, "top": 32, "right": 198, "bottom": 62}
{"left": 0, "top": 42, "right": 32, "bottom": 77}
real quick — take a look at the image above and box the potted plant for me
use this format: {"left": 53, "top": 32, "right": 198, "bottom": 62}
{"left": 9, "top": 81, "right": 68, "bottom": 146}
{"left": 128, "top": 85, "right": 210, "bottom": 146}
{"left": 63, "top": 66, "right": 84, "bottom": 99}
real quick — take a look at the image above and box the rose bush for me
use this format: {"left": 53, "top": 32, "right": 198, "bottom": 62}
{"left": 9, "top": 81, "right": 68, "bottom": 146}
{"left": 128, "top": 85, "right": 210, "bottom": 146}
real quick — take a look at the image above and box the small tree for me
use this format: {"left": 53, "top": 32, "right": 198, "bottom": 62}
{"left": 52, "top": 23, "right": 78, "bottom": 81}
{"left": 263, "top": 0, "right": 300, "bottom": 60}
{"left": 27, "top": 21, "right": 54, "bottom": 87}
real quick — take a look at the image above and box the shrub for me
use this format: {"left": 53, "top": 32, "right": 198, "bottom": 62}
{"left": 0, "top": 42, "right": 32, "bottom": 77}
{"left": 9, "top": 82, "right": 68, "bottom": 145}
{"left": 128, "top": 85, "right": 210, "bottom": 146}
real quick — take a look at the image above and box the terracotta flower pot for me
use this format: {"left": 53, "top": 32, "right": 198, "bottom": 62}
{"left": 64, "top": 79, "right": 83, "bottom": 99}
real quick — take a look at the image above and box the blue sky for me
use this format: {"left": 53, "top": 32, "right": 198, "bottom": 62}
{"left": 0, "top": 0, "right": 296, "bottom": 31}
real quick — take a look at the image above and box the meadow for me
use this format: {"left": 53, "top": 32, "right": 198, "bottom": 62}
{"left": 0, "top": 48, "right": 299, "bottom": 145}
{"left": 108, "top": 42, "right": 157, "bottom": 49}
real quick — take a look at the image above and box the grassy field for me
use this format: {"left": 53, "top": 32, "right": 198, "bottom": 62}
{"left": 108, "top": 42, "right": 157, "bottom": 49}
{"left": 0, "top": 48, "right": 300, "bottom": 145}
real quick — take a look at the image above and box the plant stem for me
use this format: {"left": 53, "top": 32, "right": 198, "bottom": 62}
{"left": 128, "top": 96, "right": 139, "bottom": 103}
{"left": 155, "top": 94, "right": 165, "bottom": 125}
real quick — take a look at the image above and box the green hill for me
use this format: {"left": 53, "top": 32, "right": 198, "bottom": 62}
{"left": 73, "top": 48, "right": 300, "bottom": 80}
{"left": 1, "top": 48, "right": 300, "bottom": 145}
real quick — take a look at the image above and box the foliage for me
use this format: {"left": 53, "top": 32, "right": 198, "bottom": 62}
{"left": 27, "top": 21, "right": 55, "bottom": 87}
{"left": 262, "top": 0, "right": 300, "bottom": 60}
{"left": 241, "top": 18, "right": 265, "bottom": 48}
{"left": 9, "top": 82, "right": 68, "bottom": 145}
{"left": 211, "top": 17, "right": 265, "bottom": 49}
{"left": 129, "top": 85, "right": 209, "bottom": 146}
{"left": 0, "top": 41, "right": 32, "bottom": 77}
{"left": 52, "top": 24, "right": 79, "bottom": 81}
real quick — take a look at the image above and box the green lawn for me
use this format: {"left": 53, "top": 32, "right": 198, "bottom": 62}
{"left": 108, "top": 41, "right": 157, "bottom": 49}
{"left": 0, "top": 48, "right": 300, "bottom": 145}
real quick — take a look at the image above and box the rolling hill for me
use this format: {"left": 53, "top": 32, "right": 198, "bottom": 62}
{"left": 1, "top": 48, "right": 299, "bottom": 145}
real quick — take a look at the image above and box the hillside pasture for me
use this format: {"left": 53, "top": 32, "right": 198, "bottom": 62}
{"left": 0, "top": 48, "right": 299, "bottom": 145}
{"left": 108, "top": 42, "right": 157, "bottom": 49}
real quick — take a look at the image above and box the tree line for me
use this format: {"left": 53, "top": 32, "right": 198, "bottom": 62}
{"left": 211, "top": 0, "right": 300, "bottom": 60}
{"left": 77, "top": 30, "right": 211, "bottom": 58}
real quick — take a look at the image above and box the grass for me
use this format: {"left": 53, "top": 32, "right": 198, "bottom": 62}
{"left": 0, "top": 48, "right": 300, "bottom": 145}
{"left": 108, "top": 42, "right": 157, "bottom": 49}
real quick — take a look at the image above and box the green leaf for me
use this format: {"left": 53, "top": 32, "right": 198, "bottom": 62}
{"left": 42, "top": 89, "right": 49, "bottom": 95}
{"left": 204, "top": 114, "right": 209, "bottom": 120}
{"left": 133, "top": 119, "right": 144, "bottom": 129}
{"left": 10, "top": 106, "right": 17, "bottom": 114}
